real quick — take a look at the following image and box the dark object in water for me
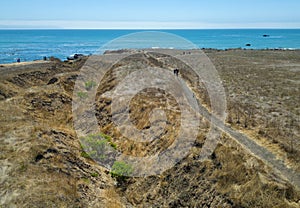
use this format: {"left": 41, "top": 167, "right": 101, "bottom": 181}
{"left": 43, "top": 56, "right": 47, "bottom": 61}
{"left": 17, "top": 58, "right": 20, "bottom": 63}
{"left": 245, "top": 43, "right": 251, "bottom": 47}
{"left": 67, "top": 53, "right": 84, "bottom": 60}
{"left": 263, "top": 34, "right": 270, "bottom": 37}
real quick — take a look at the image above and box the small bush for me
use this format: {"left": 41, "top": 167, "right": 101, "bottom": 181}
{"left": 77, "top": 91, "right": 88, "bottom": 99}
{"left": 100, "top": 133, "right": 117, "bottom": 149}
{"left": 81, "top": 151, "right": 91, "bottom": 159}
{"left": 82, "top": 178, "right": 90, "bottom": 184}
{"left": 85, "top": 81, "right": 97, "bottom": 91}
{"left": 80, "top": 133, "right": 117, "bottom": 160}
{"left": 110, "top": 161, "right": 133, "bottom": 179}
{"left": 91, "top": 172, "right": 99, "bottom": 177}
{"left": 99, "top": 132, "right": 112, "bottom": 142}
{"left": 110, "top": 142, "right": 117, "bottom": 150}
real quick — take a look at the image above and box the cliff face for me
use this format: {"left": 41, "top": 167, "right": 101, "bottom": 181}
{"left": 0, "top": 50, "right": 299, "bottom": 208}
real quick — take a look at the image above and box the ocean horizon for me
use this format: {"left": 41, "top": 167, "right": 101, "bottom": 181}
{"left": 0, "top": 29, "right": 299, "bottom": 64}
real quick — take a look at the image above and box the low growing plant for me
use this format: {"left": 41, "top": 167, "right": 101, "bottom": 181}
{"left": 91, "top": 172, "right": 99, "bottom": 177}
{"left": 80, "top": 133, "right": 117, "bottom": 160}
{"left": 110, "top": 161, "right": 133, "bottom": 180}
{"left": 77, "top": 91, "right": 88, "bottom": 99}
{"left": 85, "top": 81, "right": 97, "bottom": 90}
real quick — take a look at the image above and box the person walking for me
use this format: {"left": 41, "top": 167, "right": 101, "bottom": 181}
{"left": 173, "top": 68, "right": 179, "bottom": 76}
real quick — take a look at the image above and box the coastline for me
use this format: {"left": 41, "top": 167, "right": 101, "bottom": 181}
{"left": 1, "top": 47, "right": 299, "bottom": 66}
{"left": 0, "top": 60, "right": 50, "bottom": 67}
{"left": 1, "top": 29, "right": 299, "bottom": 64}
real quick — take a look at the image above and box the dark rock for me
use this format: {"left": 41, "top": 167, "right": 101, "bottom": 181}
{"left": 46, "top": 148, "right": 58, "bottom": 154}
{"left": 193, "top": 141, "right": 203, "bottom": 148}
{"left": 47, "top": 77, "right": 58, "bottom": 85}
{"left": 35, "top": 154, "right": 44, "bottom": 162}
{"left": 67, "top": 54, "right": 84, "bottom": 60}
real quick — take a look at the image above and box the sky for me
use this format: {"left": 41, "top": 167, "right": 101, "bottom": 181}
{"left": 0, "top": 0, "right": 300, "bottom": 29}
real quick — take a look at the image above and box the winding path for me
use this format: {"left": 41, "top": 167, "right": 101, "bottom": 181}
{"left": 107, "top": 50, "right": 299, "bottom": 190}
{"left": 179, "top": 75, "right": 300, "bottom": 190}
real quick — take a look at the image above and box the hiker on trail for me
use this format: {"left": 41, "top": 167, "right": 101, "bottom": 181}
{"left": 173, "top": 68, "right": 179, "bottom": 76}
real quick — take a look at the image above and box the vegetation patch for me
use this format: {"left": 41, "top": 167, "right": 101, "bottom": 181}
{"left": 91, "top": 172, "right": 99, "bottom": 177}
{"left": 110, "top": 161, "right": 133, "bottom": 180}
{"left": 77, "top": 91, "right": 88, "bottom": 99}
{"left": 85, "top": 81, "right": 97, "bottom": 91}
{"left": 80, "top": 133, "right": 117, "bottom": 160}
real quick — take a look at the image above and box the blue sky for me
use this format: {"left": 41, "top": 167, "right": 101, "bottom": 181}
{"left": 0, "top": 0, "right": 299, "bottom": 29}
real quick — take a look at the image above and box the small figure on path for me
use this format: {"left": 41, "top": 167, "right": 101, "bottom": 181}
{"left": 173, "top": 68, "right": 179, "bottom": 76}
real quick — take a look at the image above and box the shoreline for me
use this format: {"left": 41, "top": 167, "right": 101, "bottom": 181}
{"left": 0, "top": 60, "right": 51, "bottom": 67}
{"left": 1, "top": 47, "right": 299, "bottom": 66}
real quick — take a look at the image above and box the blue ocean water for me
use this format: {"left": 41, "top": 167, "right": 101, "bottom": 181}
{"left": 0, "top": 29, "right": 299, "bottom": 64}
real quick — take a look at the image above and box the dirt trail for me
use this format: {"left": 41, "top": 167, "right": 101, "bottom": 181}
{"left": 181, "top": 75, "right": 300, "bottom": 190}
{"left": 112, "top": 50, "right": 300, "bottom": 190}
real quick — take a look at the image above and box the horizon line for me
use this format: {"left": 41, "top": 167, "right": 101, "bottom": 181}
{"left": 1, "top": 27, "right": 300, "bottom": 30}
{"left": 1, "top": 20, "right": 299, "bottom": 30}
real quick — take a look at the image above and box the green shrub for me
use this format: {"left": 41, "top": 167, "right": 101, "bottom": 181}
{"left": 81, "top": 151, "right": 91, "bottom": 159}
{"left": 98, "top": 132, "right": 111, "bottom": 142}
{"left": 77, "top": 91, "right": 88, "bottom": 99}
{"left": 100, "top": 133, "right": 117, "bottom": 150}
{"left": 85, "top": 81, "right": 97, "bottom": 90}
{"left": 82, "top": 178, "right": 90, "bottom": 184}
{"left": 110, "top": 142, "right": 117, "bottom": 150}
{"left": 110, "top": 161, "right": 133, "bottom": 179}
{"left": 80, "top": 133, "right": 117, "bottom": 160}
{"left": 91, "top": 172, "right": 99, "bottom": 177}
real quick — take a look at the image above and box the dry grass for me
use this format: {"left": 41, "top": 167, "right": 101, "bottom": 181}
{"left": 212, "top": 135, "right": 300, "bottom": 208}
{"left": 1, "top": 50, "right": 299, "bottom": 207}
{"left": 205, "top": 49, "right": 300, "bottom": 169}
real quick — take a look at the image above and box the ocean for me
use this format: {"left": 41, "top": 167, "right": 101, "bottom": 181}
{"left": 0, "top": 29, "right": 299, "bottom": 64}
